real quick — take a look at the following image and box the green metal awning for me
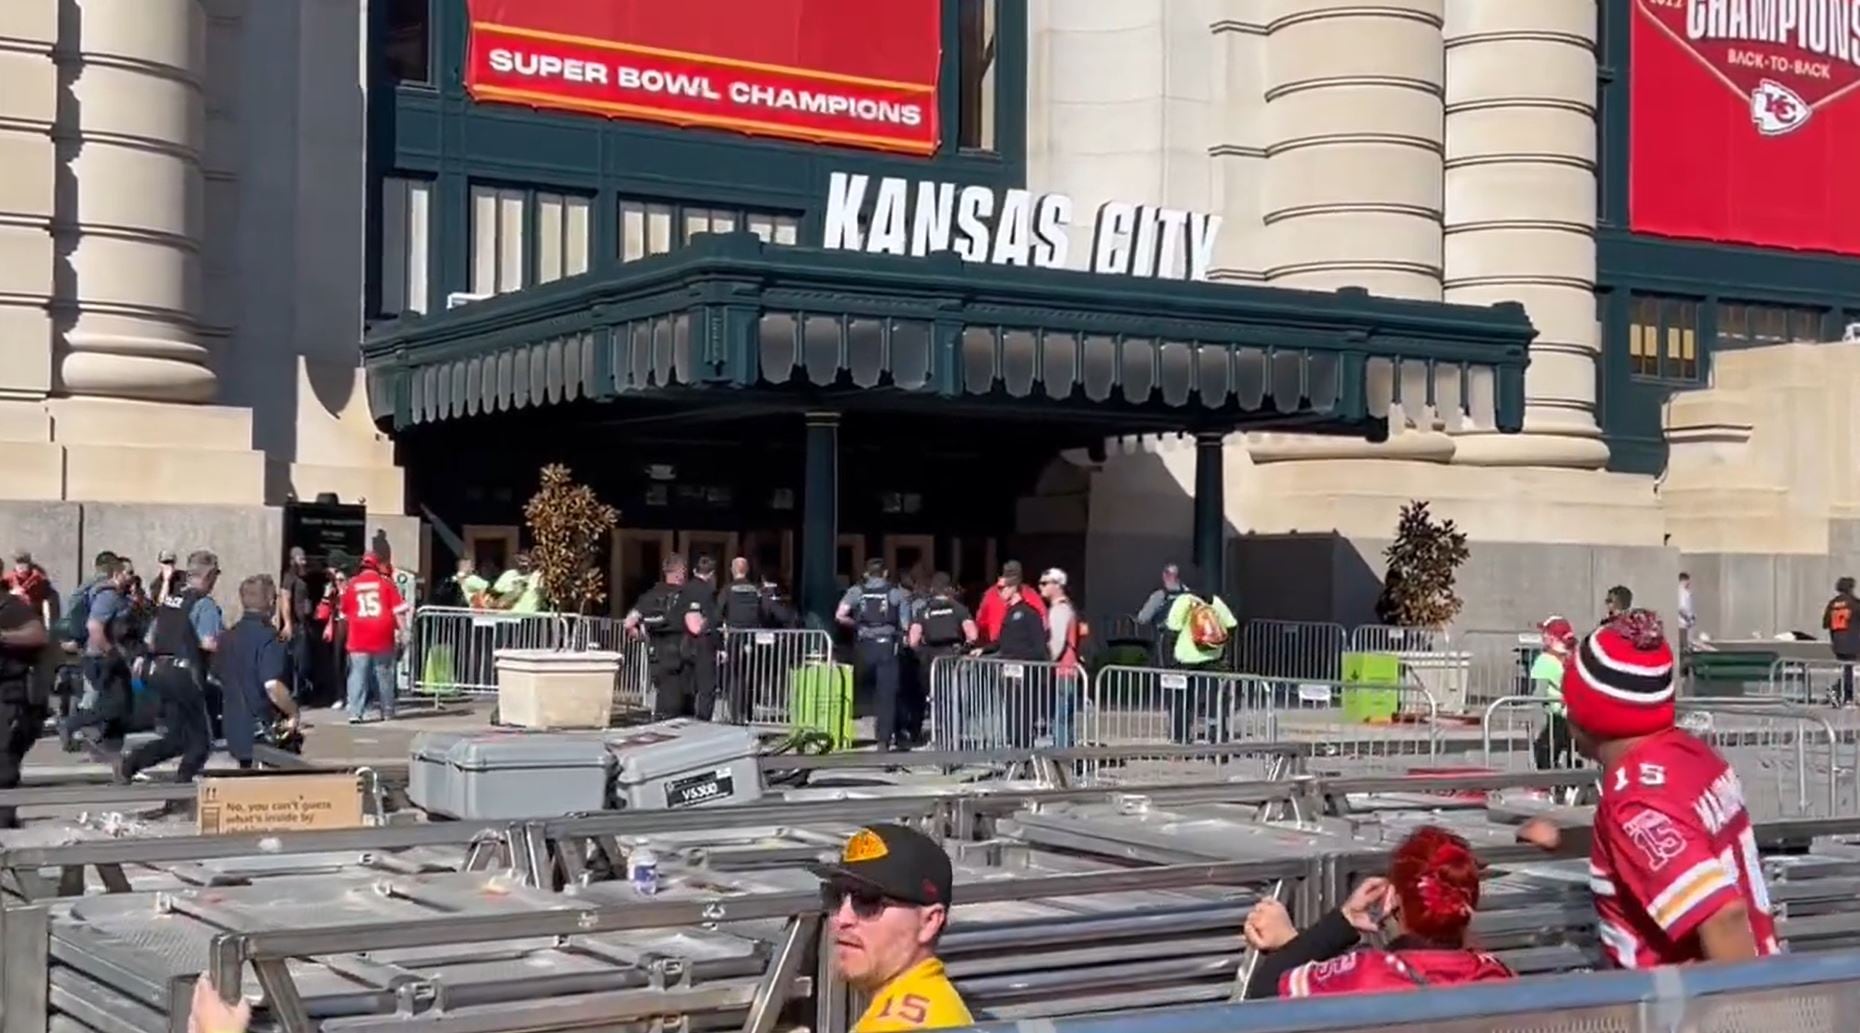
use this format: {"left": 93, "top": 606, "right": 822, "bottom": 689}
{"left": 363, "top": 232, "right": 1532, "bottom": 437}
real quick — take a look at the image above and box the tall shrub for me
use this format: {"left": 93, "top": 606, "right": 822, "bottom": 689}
{"left": 1375, "top": 500, "right": 1470, "bottom": 627}
{"left": 524, "top": 464, "right": 619, "bottom": 614}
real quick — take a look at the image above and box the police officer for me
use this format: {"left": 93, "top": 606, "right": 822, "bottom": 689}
{"left": 837, "top": 559, "right": 909, "bottom": 751}
{"left": 687, "top": 555, "right": 722, "bottom": 721}
{"left": 908, "top": 572, "right": 977, "bottom": 747}
{"left": 625, "top": 554, "right": 705, "bottom": 720}
{"left": 219, "top": 575, "right": 300, "bottom": 769}
{"left": 121, "top": 550, "right": 223, "bottom": 784}
{"left": 0, "top": 582, "right": 50, "bottom": 829}
{"left": 719, "top": 556, "right": 769, "bottom": 722}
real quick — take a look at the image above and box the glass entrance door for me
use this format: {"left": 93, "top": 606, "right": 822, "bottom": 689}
{"left": 883, "top": 535, "right": 935, "bottom": 586}
{"left": 835, "top": 534, "right": 867, "bottom": 589}
{"left": 678, "top": 531, "right": 739, "bottom": 578}
{"left": 740, "top": 530, "right": 794, "bottom": 589}
{"left": 611, "top": 529, "right": 674, "bottom": 615}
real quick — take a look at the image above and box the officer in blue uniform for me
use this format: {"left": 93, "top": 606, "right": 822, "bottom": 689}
{"left": 837, "top": 559, "right": 910, "bottom": 751}
{"left": 120, "top": 550, "right": 222, "bottom": 784}
{"left": 218, "top": 574, "right": 300, "bottom": 768}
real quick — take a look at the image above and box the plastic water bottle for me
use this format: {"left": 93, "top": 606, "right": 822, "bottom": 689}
{"left": 629, "top": 847, "right": 659, "bottom": 896}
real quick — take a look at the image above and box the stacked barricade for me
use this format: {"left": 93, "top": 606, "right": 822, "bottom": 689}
{"left": 1236, "top": 619, "right": 1344, "bottom": 681}
{"left": 929, "top": 655, "right": 1086, "bottom": 754}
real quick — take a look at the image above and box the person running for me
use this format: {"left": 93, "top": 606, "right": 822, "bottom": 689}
{"left": 1243, "top": 825, "right": 1513, "bottom": 998}
{"left": 1518, "top": 610, "right": 1779, "bottom": 968}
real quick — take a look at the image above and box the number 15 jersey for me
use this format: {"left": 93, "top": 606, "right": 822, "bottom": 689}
{"left": 1590, "top": 727, "right": 1780, "bottom": 969}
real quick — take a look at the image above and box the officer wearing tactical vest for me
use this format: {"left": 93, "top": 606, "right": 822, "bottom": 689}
{"left": 0, "top": 581, "right": 50, "bottom": 829}
{"left": 838, "top": 559, "right": 910, "bottom": 751}
{"left": 120, "top": 550, "right": 223, "bottom": 785}
{"left": 907, "top": 573, "right": 977, "bottom": 747}
{"left": 624, "top": 554, "right": 707, "bottom": 720}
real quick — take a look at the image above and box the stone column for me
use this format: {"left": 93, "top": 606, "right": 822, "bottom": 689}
{"left": 1262, "top": 0, "right": 1445, "bottom": 301}
{"left": 58, "top": 0, "right": 215, "bottom": 402}
{"left": 1442, "top": 0, "right": 1607, "bottom": 468}
{"left": 1193, "top": 432, "right": 1226, "bottom": 594}
{"left": 0, "top": 2, "right": 56, "bottom": 401}
{"left": 800, "top": 412, "right": 840, "bottom": 630}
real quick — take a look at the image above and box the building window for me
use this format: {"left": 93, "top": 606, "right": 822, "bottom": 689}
{"left": 384, "top": 0, "right": 430, "bottom": 84}
{"left": 470, "top": 186, "right": 526, "bottom": 295}
{"left": 1716, "top": 302, "right": 1825, "bottom": 349}
{"left": 1628, "top": 294, "right": 1701, "bottom": 382}
{"left": 619, "top": 198, "right": 799, "bottom": 263}
{"left": 535, "top": 193, "right": 592, "bottom": 285}
{"left": 957, "top": 0, "right": 997, "bottom": 151}
{"left": 379, "top": 176, "right": 431, "bottom": 316}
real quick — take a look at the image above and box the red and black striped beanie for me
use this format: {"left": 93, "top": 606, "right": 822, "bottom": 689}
{"left": 1562, "top": 609, "right": 1675, "bottom": 740}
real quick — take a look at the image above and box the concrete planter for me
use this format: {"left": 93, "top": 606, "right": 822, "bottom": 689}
{"left": 494, "top": 648, "right": 622, "bottom": 730}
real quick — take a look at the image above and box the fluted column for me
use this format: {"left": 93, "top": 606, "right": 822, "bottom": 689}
{"left": 1210, "top": 5, "right": 1267, "bottom": 282}
{"left": 1442, "top": 0, "right": 1607, "bottom": 468}
{"left": 1262, "top": 0, "right": 1444, "bottom": 301}
{"left": 58, "top": 0, "right": 215, "bottom": 402}
{"left": 0, "top": 2, "right": 57, "bottom": 399}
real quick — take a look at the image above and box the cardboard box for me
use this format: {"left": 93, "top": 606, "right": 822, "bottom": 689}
{"left": 197, "top": 773, "right": 366, "bottom": 835}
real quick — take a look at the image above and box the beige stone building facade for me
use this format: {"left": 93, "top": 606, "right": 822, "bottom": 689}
{"left": 0, "top": 0, "right": 1854, "bottom": 634}
{"left": 0, "top": 0, "right": 410, "bottom": 598}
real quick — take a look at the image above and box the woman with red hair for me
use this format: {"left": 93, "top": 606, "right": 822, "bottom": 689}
{"left": 1242, "top": 825, "right": 1513, "bottom": 998}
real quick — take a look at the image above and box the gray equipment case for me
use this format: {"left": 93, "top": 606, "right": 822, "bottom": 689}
{"left": 408, "top": 720, "right": 762, "bottom": 820}
{"left": 410, "top": 730, "right": 613, "bottom": 819}
{"left": 607, "top": 719, "right": 763, "bottom": 810}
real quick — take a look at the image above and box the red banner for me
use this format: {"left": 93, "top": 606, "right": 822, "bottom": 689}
{"left": 1629, "top": 0, "right": 1860, "bottom": 256}
{"left": 464, "top": 0, "right": 941, "bottom": 155}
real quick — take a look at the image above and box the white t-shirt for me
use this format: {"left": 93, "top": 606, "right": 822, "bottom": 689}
{"left": 1047, "top": 599, "right": 1076, "bottom": 661}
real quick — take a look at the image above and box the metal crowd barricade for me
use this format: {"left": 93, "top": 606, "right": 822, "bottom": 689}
{"left": 930, "top": 655, "right": 1086, "bottom": 755}
{"left": 716, "top": 628, "right": 835, "bottom": 726}
{"left": 1237, "top": 619, "right": 1345, "bottom": 680}
{"left": 1458, "top": 628, "right": 1544, "bottom": 705}
{"left": 406, "top": 605, "right": 579, "bottom": 698}
{"left": 1479, "top": 695, "right": 1588, "bottom": 775}
{"left": 1763, "top": 657, "right": 1858, "bottom": 705}
{"left": 1346, "top": 623, "right": 1447, "bottom": 656}
{"left": 1082, "top": 664, "right": 1279, "bottom": 783}
{"left": 1082, "top": 665, "right": 1443, "bottom": 781}
{"left": 1674, "top": 699, "right": 1849, "bottom": 820}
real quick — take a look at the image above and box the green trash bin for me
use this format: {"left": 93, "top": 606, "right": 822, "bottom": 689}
{"left": 1341, "top": 651, "right": 1401, "bottom": 723}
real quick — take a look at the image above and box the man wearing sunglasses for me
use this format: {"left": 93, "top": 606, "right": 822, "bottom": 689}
{"left": 815, "top": 824, "right": 972, "bottom": 1032}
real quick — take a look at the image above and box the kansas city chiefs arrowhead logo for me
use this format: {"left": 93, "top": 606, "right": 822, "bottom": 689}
{"left": 1637, "top": 0, "right": 1860, "bottom": 137}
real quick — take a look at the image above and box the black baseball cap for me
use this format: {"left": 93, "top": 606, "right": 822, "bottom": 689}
{"left": 813, "top": 824, "right": 953, "bottom": 907}
{"left": 1000, "top": 561, "right": 1023, "bottom": 584}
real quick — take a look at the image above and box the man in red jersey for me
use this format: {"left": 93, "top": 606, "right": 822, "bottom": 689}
{"left": 340, "top": 554, "right": 409, "bottom": 724}
{"left": 1519, "top": 609, "right": 1779, "bottom": 968}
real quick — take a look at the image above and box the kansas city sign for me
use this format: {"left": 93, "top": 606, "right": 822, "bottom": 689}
{"left": 822, "top": 172, "right": 1224, "bottom": 282}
